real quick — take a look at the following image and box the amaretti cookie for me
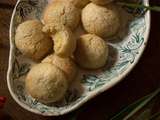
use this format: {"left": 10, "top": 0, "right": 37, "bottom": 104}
{"left": 53, "top": 0, "right": 90, "bottom": 8}
{"left": 42, "top": 54, "right": 78, "bottom": 83}
{"left": 25, "top": 63, "right": 68, "bottom": 103}
{"left": 15, "top": 20, "right": 52, "bottom": 61}
{"left": 90, "top": 0, "right": 113, "bottom": 5}
{"left": 43, "top": 1, "right": 80, "bottom": 34}
{"left": 75, "top": 34, "right": 108, "bottom": 69}
{"left": 82, "top": 3, "right": 120, "bottom": 38}
{"left": 53, "top": 27, "right": 76, "bottom": 57}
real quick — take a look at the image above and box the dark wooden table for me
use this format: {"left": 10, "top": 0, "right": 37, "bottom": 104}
{"left": 0, "top": 0, "right": 160, "bottom": 120}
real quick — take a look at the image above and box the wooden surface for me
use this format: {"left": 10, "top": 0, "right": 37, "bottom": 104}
{"left": 0, "top": 0, "right": 160, "bottom": 120}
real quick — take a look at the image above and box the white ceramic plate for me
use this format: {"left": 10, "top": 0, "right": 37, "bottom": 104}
{"left": 7, "top": 0, "right": 150, "bottom": 116}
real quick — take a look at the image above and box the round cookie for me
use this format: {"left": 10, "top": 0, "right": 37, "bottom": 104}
{"left": 42, "top": 54, "right": 78, "bottom": 83}
{"left": 90, "top": 0, "right": 113, "bottom": 5}
{"left": 43, "top": 1, "right": 80, "bottom": 34}
{"left": 15, "top": 20, "right": 52, "bottom": 61}
{"left": 75, "top": 34, "right": 108, "bottom": 69}
{"left": 25, "top": 63, "right": 68, "bottom": 103}
{"left": 53, "top": 27, "right": 76, "bottom": 57}
{"left": 82, "top": 3, "right": 120, "bottom": 38}
{"left": 52, "top": 0, "right": 90, "bottom": 8}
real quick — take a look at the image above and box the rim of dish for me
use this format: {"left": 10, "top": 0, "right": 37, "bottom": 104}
{"left": 7, "top": 0, "right": 151, "bottom": 116}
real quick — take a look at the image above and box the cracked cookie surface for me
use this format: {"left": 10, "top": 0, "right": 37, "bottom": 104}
{"left": 15, "top": 20, "right": 53, "bottom": 61}
{"left": 26, "top": 63, "right": 68, "bottom": 103}
{"left": 75, "top": 34, "right": 108, "bottom": 69}
{"left": 42, "top": 54, "right": 78, "bottom": 83}
{"left": 43, "top": 1, "right": 80, "bottom": 34}
{"left": 82, "top": 3, "right": 120, "bottom": 38}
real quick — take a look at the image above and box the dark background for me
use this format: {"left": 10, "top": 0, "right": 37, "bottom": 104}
{"left": 0, "top": 0, "right": 160, "bottom": 120}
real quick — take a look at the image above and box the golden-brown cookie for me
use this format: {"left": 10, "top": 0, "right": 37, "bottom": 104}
{"left": 53, "top": 27, "right": 77, "bottom": 57}
{"left": 82, "top": 3, "right": 120, "bottom": 38}
{"left": 43, "top": 1, "right": 80, "bottom": 34}
{"left": 52, "top": 0, "right": 90, "bottom": 8}
{"left": 75, "top": 34, "right": 108, "bottom": 69}
{"left": 25, "top": 63, "right": 68, "bottom": 103}
{"left": 15, "top": 20, "right": 53, "bottom": 61}
{"left": 90, "top": 0, "right": 113, "bottom": 5}
{"left": 42, "top": 54, "right": 78, "bottom": 83}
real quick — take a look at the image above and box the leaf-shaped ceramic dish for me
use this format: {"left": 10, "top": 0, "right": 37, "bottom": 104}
{"left": 7, "top": 0, "right": 150, "bottom": 116}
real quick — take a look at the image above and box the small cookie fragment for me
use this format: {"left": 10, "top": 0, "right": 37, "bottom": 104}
{"left": 53, "top": 27, "right": 76, "bottom": 57}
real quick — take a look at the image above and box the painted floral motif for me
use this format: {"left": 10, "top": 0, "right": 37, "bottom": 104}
{"left": 8, "top": 0, "right": 150, "bottom": 115}
{"left": 82, "top": 75, "right": 107, "bottom": 91}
